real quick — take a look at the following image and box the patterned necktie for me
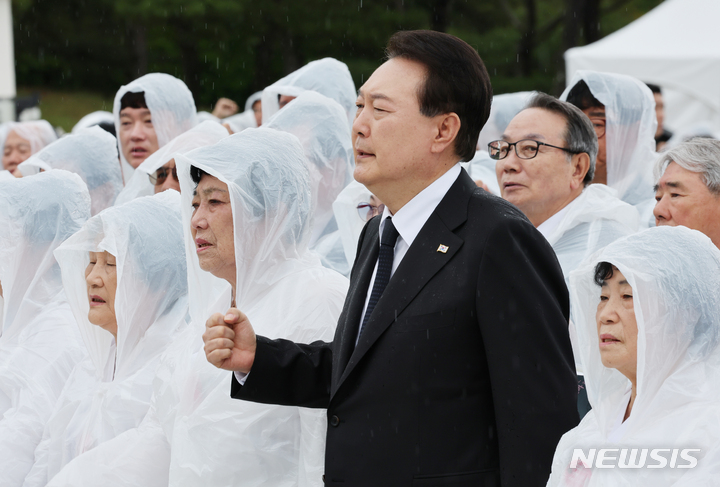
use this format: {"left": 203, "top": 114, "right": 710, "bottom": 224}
{"left": 358, "top": 216, "right": 399, "bottom": 339}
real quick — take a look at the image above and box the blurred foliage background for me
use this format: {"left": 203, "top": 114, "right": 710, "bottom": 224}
{"left": 11, "top": 0, "right": 662, "bottom": 130}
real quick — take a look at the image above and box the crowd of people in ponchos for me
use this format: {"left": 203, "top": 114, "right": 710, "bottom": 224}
{"left": 1, "top": 52, "right": 720, "bottom": 487}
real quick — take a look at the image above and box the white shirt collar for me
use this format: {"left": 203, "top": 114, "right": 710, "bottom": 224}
{"left": 537, "top": 194, "right": 581, "bottom": 240}
{"left": 379, "top": 164, "right": 462, "bottom": 247}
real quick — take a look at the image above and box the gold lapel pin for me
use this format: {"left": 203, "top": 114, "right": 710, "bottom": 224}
{"left": 437, "top": 244, "right": 449, "bottom": 253}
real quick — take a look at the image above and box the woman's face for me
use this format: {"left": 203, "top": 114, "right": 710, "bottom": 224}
{"left": 85, "top": 251, "right": 118, "bottom": 337}
{"left": 190, "top": 175, "right": 237, "bottom": 287}
{"left": 596, "top": 267, "right": 638, "bottom": 381}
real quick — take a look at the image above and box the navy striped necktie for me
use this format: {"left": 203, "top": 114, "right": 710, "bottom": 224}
{"left": 358, "top": 216, "right": 399, "bottom": 339}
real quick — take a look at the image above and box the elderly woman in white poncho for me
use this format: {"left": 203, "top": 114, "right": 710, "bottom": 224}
{"left": 1, "top": 121, "right": 57, "bottom": 176}
{"left": 22, "top": 191, "right": 190, "bottom": 487}
{"left": 547, "top": 226, "right": 720, "bottom": 486}
{"left": 0, "top": 171, "right": 90, "bottom": 487}
{"left": 113, "top": 72, "right": 197, "bottom": 183}
{"left": 17, "top": 126, "right": 123, "bottom": 215}
{"left": 45, "top": 128, "right": 349, "bottom": 487}
{"left": 264, "top": 91, "right": 353, "bottom": 274}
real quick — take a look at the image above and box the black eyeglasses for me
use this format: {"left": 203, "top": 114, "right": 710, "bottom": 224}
{"left": 488, "top": 139, "right": 584, "bottom": 160}
{"left": 357, "top": 202, "right": 385, "bottom": 222}
{"left": 148, "top": 166, "right": 178, "bottom": 185}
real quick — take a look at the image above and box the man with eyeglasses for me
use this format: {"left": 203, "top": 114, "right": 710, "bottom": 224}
{"left": 494, "top": 92, "right": 640, "bottom": 418}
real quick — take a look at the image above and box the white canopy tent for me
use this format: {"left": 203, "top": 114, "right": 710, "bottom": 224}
{"left": 565, "top": 0, "right": 720, "bottom": 133}
{"left": 0, "top": 0, "right": 15, "bottom": 122}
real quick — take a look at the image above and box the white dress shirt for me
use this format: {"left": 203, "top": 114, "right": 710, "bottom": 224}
{"left": 356, "top": 163, "right": 461, "bottom": 342}
{"left": 237, "top": 163, "right": 462, "bottom": 382}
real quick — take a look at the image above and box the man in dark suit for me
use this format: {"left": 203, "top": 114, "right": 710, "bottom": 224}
{"left": 202, "top": 30, "right": 579, "bottom": 486}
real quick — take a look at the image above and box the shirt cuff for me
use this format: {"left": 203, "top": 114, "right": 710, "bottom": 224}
{"left": 233, "top": 370, "right": 249, "bottom": 385}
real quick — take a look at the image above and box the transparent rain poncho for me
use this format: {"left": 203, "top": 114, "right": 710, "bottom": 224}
{"left": 261, "top": 58, "right": 356, "bottom": 128}
{"left": 113, "top": 73, "right": 197, "bottom": 183}
{"left": 114, "top": 120, "right": 228, "bottom": 205}
{"left": 328, "top": 181, "right": 372, "bottom": 276}
{"left": 561, "top": 71, "right": 658, "bottom": 217}
{"left": 548, "top": 226, "right": 720, "bottom": 486}
{"left": 45, "top": 128, "right": 349, "bottom": 487}
{"left": 2, "top": 120, "right": 58, "bottom": 155}
{"left": 71, "top": 111, "right": 114, "bottom": 133}
{"left": 0, "top": 171, "right": 90, "bottom": 486}
{"left": 264, "top": 91, "right": 354, "bottom": 273}
{"left": 22, "top": 191, "right": 190, "bottom": 487}
{"left": 17, "top": 126, "right": 123, "bottom": 215}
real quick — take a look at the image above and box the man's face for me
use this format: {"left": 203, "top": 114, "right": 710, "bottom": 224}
{"left": 118, "top": 106, "right": 159, "bottom": 168}
{"left": 352, "top": 57, "right": 442, "bottom": 200}
{"left": 581, "top": 106, "right": 606, "bottom": 169}
{"left": 2, "top": 130, "right": 32, "bottom": 176}
{"left": 654, "top": 161, "right": 720, "bottom": 247}
{"left": 190, "top": 175, "right": 237, "bottom": 286}
{"left": 252, "top": 100, "right": 262, "bottom": 127}
{"left": 153, "top": 159, "right": 180, "bottom": 194}
{"left": 496, "top": 108, "right": 586, "bottom": 227}
{"left": 653, "top": 92, "right": 665, "bottom": 138}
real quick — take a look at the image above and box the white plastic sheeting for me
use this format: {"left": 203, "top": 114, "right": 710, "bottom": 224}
{"left": 0, "top": 171, "right": 90, "bottom": 486}
{"left": 548, "top": 226, "right": 720, "bottom": 485}
{"left": 330, "top": 181, "right": 372, "bottom": 274}
{"left": 113, "top": 73, "right": 197, "bottom": 183}
{"left": 71, "top": 111, "right": 114, "bottom": 133}
{"left": 261, "top": 58, "right": 356, "bottom": 128}
{"left": 561, "top": 71, "right": 658, "bottom": 221}
{"left": 22, "top": 191, "right": 190, "bottom": 486}
{"left": 46, "top": 128, "right": 348, "bottom": 487}
{"left": 114, "top": 120, "right": 228, "bottom": 205}
{"left": 18, "top": 126, "right": 123, "bottom": 215}
{"left": 264, "top": 91, "right": 354, "bottom": 273}
{"left": 564, "top": 0, "right": 720, "bottom": 134}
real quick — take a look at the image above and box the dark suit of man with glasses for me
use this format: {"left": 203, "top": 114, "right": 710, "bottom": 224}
{"left": 202, "top": 31, "right": 579, "bottom": 487}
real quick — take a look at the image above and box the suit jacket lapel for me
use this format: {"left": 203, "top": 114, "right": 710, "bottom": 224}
{"left": 334, "top": 171, "right": 477, "bottom": 392}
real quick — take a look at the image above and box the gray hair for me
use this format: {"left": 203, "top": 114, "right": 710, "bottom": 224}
{"left": 525, "top": 92, "right": 599, "bottom": 186}
{"left": 655, "top": 137, "right": 720, "bottom": 195}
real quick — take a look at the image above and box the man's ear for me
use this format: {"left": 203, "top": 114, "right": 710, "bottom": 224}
{"left": 430, "top": 113, "right": 461, "bottom": 155}
{"left": 571, "top": 152, "right": 591, "bottom": 190}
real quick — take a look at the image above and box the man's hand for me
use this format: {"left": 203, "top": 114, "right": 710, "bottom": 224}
{"left": 202, "top": 308, "right": 257, "bottom": 373}
{"left": 211, "top": 98, "right": 239, "bottom": 118}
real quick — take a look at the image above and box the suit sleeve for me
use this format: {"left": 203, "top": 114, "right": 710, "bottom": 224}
{"left": 476, "top": 216, "right": 579, "bottom": 486}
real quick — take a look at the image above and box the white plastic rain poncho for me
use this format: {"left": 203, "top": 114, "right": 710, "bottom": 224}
{"left": 547, "top": 226, "right": 720, "bottom": 486}
{"left": 113, "top": 73, "right": 197, "bottom": 183}
{"left": 114, "top": 120, "right": 228, "bottom": 205}
{"left": 22, "top": 191, "right": 190, "bottom": 487}
{"left": 0, "top": 171, "right": 90, "bottom": 486}
{"left": 1, "top": 120, "right": 58, "bottom": 154}
{"left": 17, "top": 126, "right": 123, "bottom": 215}
{"left": 221, "top": 92, "right": 263, "bottom": 133}
{"left": 71, "top": 111, "right": 114, "bottom": 133}
{"left": 326, "top": 181, "right": 374, "bottom": 277}
{"left": 264, "top": 91, "right": 354, "bottom": 273}
{"left": 561, "top": 71, "right": 657, "bottom": 219}
{"left": 261, "top": 58, "right": 356, "bottom": 128}
{"left": 45, "top": 128, "right": 349, "bottom": 487}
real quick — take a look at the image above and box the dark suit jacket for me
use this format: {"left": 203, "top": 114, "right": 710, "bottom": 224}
{"left": 233, "top": 169, "right": 579, "bottom": 486}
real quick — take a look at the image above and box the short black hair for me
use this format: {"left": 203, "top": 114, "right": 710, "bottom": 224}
{"left": 566, "top": 80, "right": 604, "bottom": 112}
{"left": 96, "top": 121, "right": 116, "bottom": 137}
{"left": 120, "top": 91, "right": 148, "bottom": 110}
{"left": 190, "top": 166, "right": 207, "bottom": 186}
{"left": 646, "top": 83, "right": 662, "bottom": 95}
{"left": 525, "top": 92, "right": 598, "bottom": 185}
{"left": 385, "top": 30, "right": 493, "bottom": 162}
{"left": 593, "top": 261, "right": 615, "bottom": 286}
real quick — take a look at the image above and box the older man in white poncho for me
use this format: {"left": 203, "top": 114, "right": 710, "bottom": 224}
{"left": 44, "top": 128, "right": 348, "bottom": 487}
{"left": 23, "top": 191, "right": 190, "bottom": 487}
{"left": 0, "top": 171, "right": 90, "bottom": 486}
{"left": 561, "top": 71, "right": 658, "bottom": 225}
{"left": 17, "top": 126, "right": 123, "bottom": 215}
{"left": 548, "top": 226, "right": 720, "bottom": 486}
